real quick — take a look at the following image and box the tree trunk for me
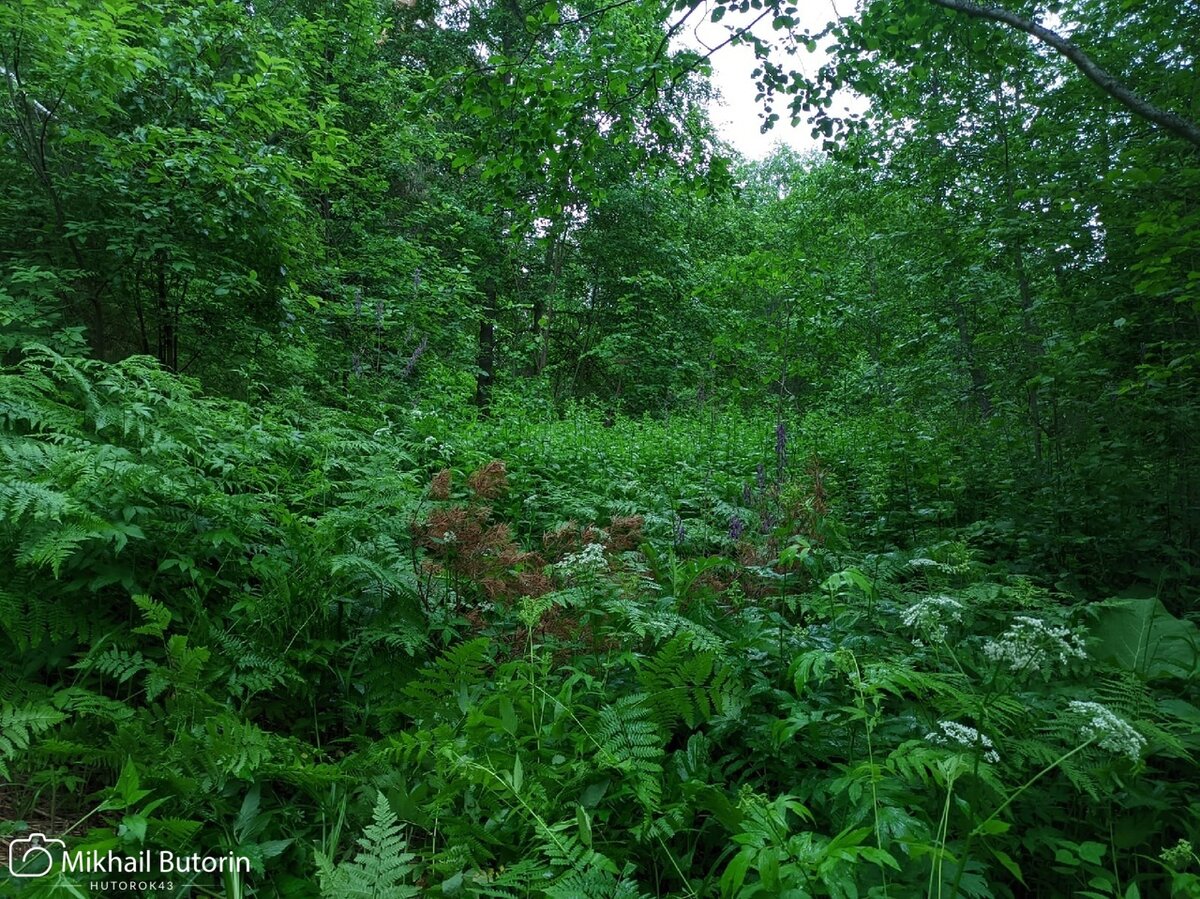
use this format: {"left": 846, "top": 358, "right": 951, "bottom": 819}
{"left": 156, "top": 254, "right": 177, "bottom": 372}
{"left": 475, "top": 282, "right": 497, "bottom": 410}
{"left": 953, "top": 298, "right": 992, "bottom": 420}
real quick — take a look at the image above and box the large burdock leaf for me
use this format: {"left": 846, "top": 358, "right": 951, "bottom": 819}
{"left": 1091, "top": 598, "right": 1200, "bottom": 681}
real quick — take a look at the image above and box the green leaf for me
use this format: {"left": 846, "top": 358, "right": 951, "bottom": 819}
{"left": 975, "top": 819, "right": 1011, "bottom": 836}
{"left": 720, "top": 850, "right": 752, "bottom": 897}
{"left": 990, "top": 847, "right": 1025, "bottom": 885}
{"left": 1091, "top": 598, "right": 1200, "bottom": 680}
{"left": 576, "top": 804, "right": 592, "bottom": 848}
{"left": 1077, "top": 842, "right": 1106, "bottom": 865}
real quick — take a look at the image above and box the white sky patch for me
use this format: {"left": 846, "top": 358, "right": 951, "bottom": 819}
{"left": 673, "top": 0, "right": 864, "bottom": 158}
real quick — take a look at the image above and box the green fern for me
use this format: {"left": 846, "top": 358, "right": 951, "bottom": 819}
{"left": 73, "top": 646, "right": 150, "bottom": 684}
{"left": 603, "top": 595, "right": 728, "bottom": 655}
{"left": 0, "top": 702, "right": 67, "bottom": 778}
{"left": 316, "top": 792, "right": 420, "bottom": 899}
{"left": 199, "top": 713, "right": 277, "bottom": 781}
{"left": 593, "top": 694, "right": 665, "bottom": 810}
{"left": 637, "top": 635, "right": 738, "bottom": 728}
{"left": 131, "top": 594, "right": 171, "bottom": 638}
{"left": 402, "top": 637, "right": 493, "bottom": 718}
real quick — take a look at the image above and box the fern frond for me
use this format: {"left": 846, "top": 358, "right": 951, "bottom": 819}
{"left": 315, "top": 792, "right": 420, "bottom": 899}
{"left": 73, "top": 646, "right": 150, "bottom": 684}
{"left": 0, "top": 702, "right": 67, "bottom": 778}
{"left": 593, "top": 695, "right": 665, "bottom": 810}
{"left": 402, "top": 638, "right": 493, "bottom": 718}
{"left": 132, "top": 594, "right": 171, "bottom": 638}
{"left": 637, "top": 635, "right": 737, "bottom": 728}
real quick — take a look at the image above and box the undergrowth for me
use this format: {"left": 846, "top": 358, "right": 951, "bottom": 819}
{"left": 1, "top": 348, "right": 1198, "bottom": 898}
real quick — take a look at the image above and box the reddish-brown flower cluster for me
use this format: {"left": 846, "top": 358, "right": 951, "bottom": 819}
{"left": 519, "top": 605, "right": 620, "bottom": 664}
{"left": 541, "top": 520, "right": 603, "bottom": 556}
{"left": 541, "top": 515, "right": 644, "bottom": 557}
{"left": 412, "top": 463, "right": 653, "bottom": 654}
{"left": 429, "top": 468, "right": 451, "bottom": 500}
{"left": 467, "top": 460, "right": 508, "bottom": 500}
{"left": 414, "top": 464, "right": 550, "bottom": 603}
{"left": 607, "top": 515, "right": 645, "bottom": 553}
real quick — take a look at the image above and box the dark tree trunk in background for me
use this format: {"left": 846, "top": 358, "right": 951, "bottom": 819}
{"left": 953, "top": 299, "right": 993, "bottom": 420}
{"left": 475, "top": 283, "right": 497, "bottom": 410}
{"left": 156, "top": 255, "right": 177, "bottom": 373}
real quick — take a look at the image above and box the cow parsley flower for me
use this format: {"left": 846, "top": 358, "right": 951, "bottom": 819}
{"left": 901, "top": 595, "right": 964, "bottom": 642}
{"left": 907, "top": 557, "right": 957, "bottom": 574}
{"left": 925, "top": 720, "right": 1000, "bottom": 763}
{"left": 1160, "top": 839, "right": 1195, "bottom": 870}
{"left": 558, "top": 543, "right": 606, "bottom": 581}
{"left": 1068, "top": 701, "right": 1145, "bottom": 762}
{"left": 982, "top": 616, "right": 1087, "bottom": 675}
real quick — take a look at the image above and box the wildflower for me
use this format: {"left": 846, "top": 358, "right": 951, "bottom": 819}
{"left": 403, "top": 336, "right": 428, "bottom": 378}
{"left": 607, "top": 515, "right": 644, "bottom": 552}
{"left": 674, "top": 518, "right": 687, "bottom": 547}
{"left": 429, "top": 468, "right": 451, "bottom": 499}
{"left": 901, "top": 595, "right": 964, "bottom": 642}
{"left": 1160, "top": 839, "right": 1194, "bottom": 870}
{"left": 1068, "top": 701, "right": 1145, "bottom": 762}
{"left": 982, "top": 616, "right": 1087, "bottom": 675}
{"left": 468, "top": 460, "right": 508, "bottom": 500}
{"left": 756, "top": 463, "right": 766, "bottom": 490}
{"left": 742, "top": 483, "right": 753, "bottom": 507}
{"left": 775, "top": 422, "right": 788, "bottom": 473}
{"left": 558, "top": 542, "right": 606, "bottom": 581}
{"left": 925, "top": 720, "right": 1000, "bottom": 763}
{"left": 729, "top": 515, "right": 745, "bottom": 541}
{"left": 442, "top": 530, "right": 457, "bottom": 543}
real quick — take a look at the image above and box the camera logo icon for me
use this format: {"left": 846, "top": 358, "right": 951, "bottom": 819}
{"left": 8, "top": 833, "right": 65, "bottom": 877}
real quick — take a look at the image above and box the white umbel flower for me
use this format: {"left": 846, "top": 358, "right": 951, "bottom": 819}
{"left": 982, "top": 615, "right": 1087, "bottom": 675}
{"left": 1068, "top": 701, "right": 1145, "bottom": 762}
{"left": 925, "top": 720, "right": 1000, "bottom": 763}
{"left": 557, "top": 542, "right": 606, "bottom": 580}
{"left": 901, "top": 595, "right": 964, "bottom": 642}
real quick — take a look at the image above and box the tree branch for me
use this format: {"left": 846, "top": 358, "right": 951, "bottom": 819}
{"left": 928, "top": 0, "right": 1200, "bottom": 149}
{"left": 1, "top": 64, "right": 54, "bottom": 119}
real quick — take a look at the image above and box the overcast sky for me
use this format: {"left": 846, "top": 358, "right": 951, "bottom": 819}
{"left": 673, "top": 0, "right": 858, "bottom": 159}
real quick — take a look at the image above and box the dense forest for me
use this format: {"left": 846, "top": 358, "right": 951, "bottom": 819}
{"left": 1, "top": 0, "right": 1198, "bottom": 895}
